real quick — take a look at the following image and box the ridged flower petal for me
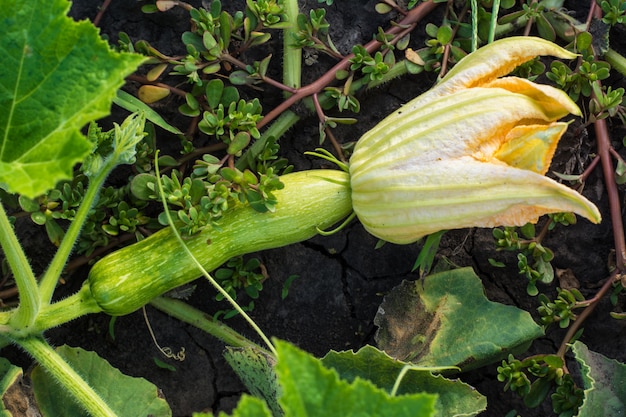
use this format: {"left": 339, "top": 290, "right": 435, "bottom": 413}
{"left": 352, "top": 158, "right": 601, "bottom": 244}
{"left": 439, "top": 37, "right": 578, "bottom": 91}
{"left": 483, "top": 77, "right": 581, "bottom": 119}
{"left": 351, "top": 88, "right": 569, "bottom": 177}
{"left": 349, "top": 37, "right": 600, "bottom": 244}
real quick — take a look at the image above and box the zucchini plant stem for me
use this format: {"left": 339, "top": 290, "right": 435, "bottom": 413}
{"left": 0, "top": 203, "right": 39, "bottom": 330}
{"left": 17, "top": 336, "right": 118, "bottom": 417}
{"left": 38, "top": 155, "right": 120, "bottom": 307}
{"left": 282, "top": 0, "right": 302, "bottom": 92}
{"left": 29, "top": 283, "right": 103, "bottom": 333}
{"left": 604, "top": 48, "right": 626, "bottom": 78}
{"left": 149, "top": 297, "right": 272, "bottom": 356}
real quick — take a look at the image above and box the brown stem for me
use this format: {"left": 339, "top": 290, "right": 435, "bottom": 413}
{"left": 580, "top": 154, "right": 601, "bottom": 182}
{"left": 256, "top": 0, "right": 440, "bottom": 130}
{"left": 557, "top": 271, "right": 618, "bottom": 357}
{"left": 93, "top": 0, "right": 112, "bottom": 27}
{"left": 595, "top": 118, "right": 626, "bottom": 271}
{"left": 219, "top": 55, "right": 298, "bottom": 94}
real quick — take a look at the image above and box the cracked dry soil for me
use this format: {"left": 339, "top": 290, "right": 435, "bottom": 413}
{"left": 5, "top": 1, "right": 626, "bottom": 416}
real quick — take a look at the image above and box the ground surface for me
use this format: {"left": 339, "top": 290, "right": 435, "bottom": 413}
{"left": 6, "top": 1, "right": 626, "bottom": 416}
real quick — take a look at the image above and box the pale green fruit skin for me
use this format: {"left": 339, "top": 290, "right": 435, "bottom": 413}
{"left": 87, "top": 169, "right": 352, "bottom": 316}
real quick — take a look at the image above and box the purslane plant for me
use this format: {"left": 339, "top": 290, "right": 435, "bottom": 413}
{"left": 1, "top": 0, "right": 620, "bottom": 415}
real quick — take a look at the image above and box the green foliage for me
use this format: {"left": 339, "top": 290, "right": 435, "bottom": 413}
{"left": 31, "top": 345, "right": 171, "bottom": 417}
{"left": 0, "top": 0, "right": 144, "bottom": 198}
{"left": 223, "top": 347, "right": 281, "bottom": 416}
{"left": 573, "top": 341, "right": 626, "bottom": 417}
{"left": 497, "top": 353, "right": 582, "bottom": 415}
{"left": 499, "top": 1, "right": 556, "bottom": 41}
{"left": 600, "top": 0, "right": 626, "bottom": 26}
{"left": 492, "top": 224, "right": 556, "bottom": 296}
{"left": 322, "top": 346, "right": 487, "bottom": 416}
{"left": 275, "top": 340, "right": 438, "bottom": 417}
{"left": 349, "top": 46, "right": 390, "bottom": 81}
{"left": 292, "top": 9, "right": 339, "bottom": 59}
{"left": 215, "top": 256, "right": 266, "bottom": 301}
{"left": 537, "top": 288, "right": 586, "bottom": 329}
{"left": 546, "top": 57, "right": 609, "bottom": 102}
{"left": 374, "top": 268, "right": 543, "bottom": 370}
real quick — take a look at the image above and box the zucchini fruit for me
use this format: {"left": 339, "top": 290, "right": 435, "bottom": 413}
{"left": 86, "top": 169, "right": 351, "bottom": 316}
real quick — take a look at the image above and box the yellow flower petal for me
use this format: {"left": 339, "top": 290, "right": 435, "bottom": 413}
{"left": 483, "top": 77, "right": 581, "bottom": 118}
{"left": 439, "top": 37, "right": 577, "bottom": 91}
{"left": 493, "top": 123, "right": 566, "bottom": 174}
{"left": 352, "top": 158, "right": 601, "bottom": 244}
{"left": 350, "top": 88, "right": 567, "bottom": 177}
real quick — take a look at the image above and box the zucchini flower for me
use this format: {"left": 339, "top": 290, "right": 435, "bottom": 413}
{"left": 350, "top": 37, "right": 601, "bottom": 244}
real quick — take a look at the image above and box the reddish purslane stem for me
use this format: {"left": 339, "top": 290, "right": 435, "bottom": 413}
{"left": 256, "top": 0, "right": 441, "bottom": 129}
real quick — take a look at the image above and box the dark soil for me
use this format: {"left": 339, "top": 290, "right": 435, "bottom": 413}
{"left": 6, "top": 1, "right": 626, "bottom": 416}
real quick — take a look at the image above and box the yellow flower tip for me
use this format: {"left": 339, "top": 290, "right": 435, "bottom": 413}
{"left": 439, "top": 37, "right": 578, "bottom": 92}
{"left": 484, "top": 77, "right": 582, "bottom": 119}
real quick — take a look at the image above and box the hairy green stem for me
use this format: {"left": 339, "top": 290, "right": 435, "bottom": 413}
{"left": 488, "top": 0, "right": 501, "bottom": 43}
{"left": 604, "top": 48, "right": 626, "bottom": 78}
{"left": 282, "top": 0, "right": 301, "bottom": 91}
{"left": 30, "top": 284, "right": 103, "bottom": 333}
{"left": 17, "top": 336, "right": 117, "bottom": 417}
{"left": 0, "top": 204, "right": 40, "bottom": 330}
{"left": 149, "top": 296, "right": 272, "bottom": 356}
{"left": 236, "top": 109, "right": 300, "bottom": 171}
{"left": 38, "top": 156, "right": 119, "bottom": 306}
{"left": 257, "top": 0, "right": 440, "bottom": 130}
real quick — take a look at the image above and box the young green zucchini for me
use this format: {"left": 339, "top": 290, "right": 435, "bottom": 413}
{"left": 87, "top": 169, "right": 351, "bottom": 316}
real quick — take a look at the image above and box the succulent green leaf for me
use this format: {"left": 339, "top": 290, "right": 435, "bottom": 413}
{"left": 322, "top": 346, "right": 486, "bottom": 417}
{"left": 374, "top": 268, "right": 543, "bottom": 370}
{"left": 573, "top": 341, "right": 626, "bottom": 416}
{"left": 31, "top": 345, "right": 171, "bottom": 417}
{"left": 0, "top": 0, "right": 144, "bottom": 197}
{"left": 274, "top": 339, "right": 437, "bottom": 417}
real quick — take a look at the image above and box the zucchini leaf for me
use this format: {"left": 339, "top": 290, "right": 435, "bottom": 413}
{"left": 217, "top": 340, "right": 438, "bottom": 417}
{"left": 573, "top": 341, "right": 626, "bottom": 416}
{"left": 0, "top": 0, "right": 144, "bottom": 197}
{"left": 193, "top": 395, "right": 273, "bottom": 417}
{"left": 0, "top": 357, "right": 39, "bottom": 416}
{"left": 31, "top": 345, "right": 171, "bottom": 417}
{"left": 275, "top": 339, "right": 437, "bottom": 417}
{"left": 322, "top": 345, "right": 486, "bottom": 417}
{"left": 374, "top": 267, "right": 544, "bottom": 370}
{"left": 224, "top": 346, "right": 282, "bottom": 417}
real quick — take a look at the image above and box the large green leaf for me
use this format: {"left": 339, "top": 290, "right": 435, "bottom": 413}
{"left": 215, "top": 340, "right": 437, "bottom": 417}
{"left": 0, "top": 0, "right": 144, "bottom": 197}
{"left": 224, "top": 346, "right": 282, "bottom": 417}
{"left": 322, "top": 345, "right": 486, "bottom": 417}
{"left": 0, "top": 357, "right": 39, "bottom": 416}
{"left": 573, "top": 341, "right": 626, "bottom": 417}
{"left": 193, "top": 395, "right": 273, "bottom": 417}
{"left": 374, "top": 267, "right": 544, "bottom": 370}
{"left": 274, "top": 339, "right": 437, "bottom": 417}
{"left": 31, "top": 345, "right": 171, "bottom": 417}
